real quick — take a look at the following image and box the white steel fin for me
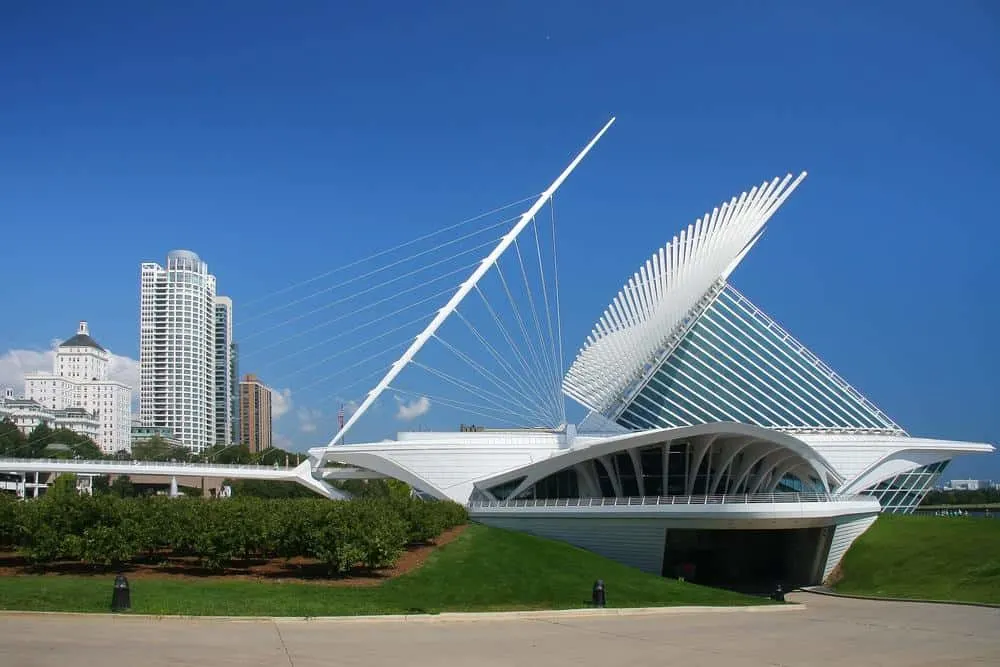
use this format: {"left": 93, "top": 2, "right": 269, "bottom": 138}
{"left": 563, "top": 172, "right": 808, "bottom": 416}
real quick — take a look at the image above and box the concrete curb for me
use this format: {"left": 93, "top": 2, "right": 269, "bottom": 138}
{"left": 0, "top": 603, "right": 804, "bottom": 624}
{"left": 800, "top": 587, "right": 1000, "bottom": 610}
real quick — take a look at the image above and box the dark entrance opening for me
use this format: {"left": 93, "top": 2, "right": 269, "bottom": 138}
{"left": 662, "top": 527, "right": 833, "bottom": 594}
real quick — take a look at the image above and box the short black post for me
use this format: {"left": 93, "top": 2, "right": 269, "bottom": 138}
{"left": 592, "top": 579, "right": 606, "bottom": 608}
{"left": 771, "top": 584, "right": 784, "bottom": 602}
{"left": 111, "top": 574, "right": 131, "bottom": 612}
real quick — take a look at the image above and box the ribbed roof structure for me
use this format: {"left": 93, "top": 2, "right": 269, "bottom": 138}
{"left": 562, "top": 172, "right": 904, "bottom": 436}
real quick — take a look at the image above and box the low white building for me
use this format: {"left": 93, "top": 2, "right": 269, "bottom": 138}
{"left": 0, "top": 392, "right": 100, "bottom": 442}
{"left": 23, "top": 322, "right": 132, "bottom": 455}
{"left": 130, "top": 423, "right": 185, "bottom": 450}
{"left": 946, "top": 479, "right": 992, "bottom": 491}
{"left": 0, "top": 394, "right": 55, "bottom": 436}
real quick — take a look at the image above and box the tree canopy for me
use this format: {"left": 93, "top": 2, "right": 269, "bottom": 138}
{"left": 130, "top": 435, "right": 192, "bottom": 462}
{"left": 0, "top": 419, "right": 27, "bottom": 456}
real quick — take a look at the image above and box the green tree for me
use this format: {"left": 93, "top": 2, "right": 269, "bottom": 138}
{"left": 44, "top": 428, "right": 103, "bottom": 460}
{"left": 203, "top": 443, "right": 253, "bottom": 464}
{"left": 46, "top": 473, "right": 79, "bottom": 500}
{"left": 0, "top": 418, "right": 26, "bottom": 456}
{"left": 91, "top": 475, "right": 111, "bottom": 495}
{"left": 109, "top": 475, "right": 136, "bottom": 498}
{"left": 27, "top": 423, "right": 54, "bottom": 457}
{"left": 225, "top": 479, "right": 322, "bottom": 498}
{"left": 132, "top": 435, "right": 191, "bottom": 462}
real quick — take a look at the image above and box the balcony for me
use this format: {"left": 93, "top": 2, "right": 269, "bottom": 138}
{"left": 467, "top": 492, "right": 865, "bottom": 509}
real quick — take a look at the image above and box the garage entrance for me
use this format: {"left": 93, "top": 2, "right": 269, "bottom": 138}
{"left": 661, "top": 527, "right": 833, "bottom": 593}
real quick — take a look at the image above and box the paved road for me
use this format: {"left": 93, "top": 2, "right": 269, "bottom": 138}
{"left": 1, "top": 593, "right": 997, "bottom": 667}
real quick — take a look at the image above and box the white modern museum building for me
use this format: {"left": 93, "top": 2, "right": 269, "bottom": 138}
{"left": 307, "top": 121, "right": 994, "bottom": 588}
{"left": 4, "top": 120, "right": 993, "bottom": 588}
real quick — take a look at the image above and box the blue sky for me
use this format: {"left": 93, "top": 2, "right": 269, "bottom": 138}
{"left": 1, "top": 1, "right": 998, "bottom": 478}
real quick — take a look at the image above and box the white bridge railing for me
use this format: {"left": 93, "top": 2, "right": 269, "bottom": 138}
{"left": 0, "top": 457, "right": 297, "bottom": 472}
{"left": 469, "top": 492, "right": 870, "bottom": 509}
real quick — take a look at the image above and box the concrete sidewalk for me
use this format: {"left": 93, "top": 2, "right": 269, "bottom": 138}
{"left": 1, "top": 593, "right": 997, "bottom": 666}
{"left": 0, "top": 601, "right": 802, "bottom": 624}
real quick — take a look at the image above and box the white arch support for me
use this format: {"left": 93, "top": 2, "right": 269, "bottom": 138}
{"left": 328, "top": 117, "right": 617, "bottom": 445}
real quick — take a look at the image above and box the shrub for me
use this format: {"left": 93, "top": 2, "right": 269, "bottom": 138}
{"left": 4, "top": 492, "right": 466, "bottom": 572}
{"left": 0, "top": 494, "right": 16, "bottom": 549}
{"left": 354, "top": 500, "right": 408, "bottom": 569}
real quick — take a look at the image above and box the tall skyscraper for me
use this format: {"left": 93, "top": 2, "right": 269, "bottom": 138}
{"left": 214, "top": 296, "right": 234, "bottom": 445}
{"left": 139, "top": 250, "right": 217, "bottom": 452}
{"left": 239, "top": 373, "right": 272, "bottom": 453}
{"left": 23, "top": 321, "right": 132, "bottom": 454}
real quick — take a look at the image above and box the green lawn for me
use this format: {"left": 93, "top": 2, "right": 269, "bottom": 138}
{"left": 833, "top": 515, "right": 1000, "bottom": 605}
{"left": 920, "top": 504, "right": 1000, "bottom": 510}
{"left": 0, "top": 524, "right": 762, "bottom": 615}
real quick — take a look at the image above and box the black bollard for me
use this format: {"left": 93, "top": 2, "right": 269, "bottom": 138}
{"left": 111, "top": 574, "right": 131, "bottom": 612}
{"left": 592, "top": 579, "right": 606, "bottom": 608}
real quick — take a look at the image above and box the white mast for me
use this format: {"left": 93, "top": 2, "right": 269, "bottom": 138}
{"left": 328, "top": 117, "right": 616, "bottom": 445}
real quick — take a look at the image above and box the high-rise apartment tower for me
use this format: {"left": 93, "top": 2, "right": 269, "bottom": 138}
{"left": 214, "top": 296, "right": 235, "bottom": 445}
{"left": 239, "top": 373, "right": 272, "bottom": 453}
{"left": 139, "top": 250, "right": 217, "bottom": 452}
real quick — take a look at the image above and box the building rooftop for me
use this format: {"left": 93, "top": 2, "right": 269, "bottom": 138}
{"left": 1, "top": 398, "right": 45, "bottom": 409}
{"left": 59, "top": 321, "right": 106, "bottom": 352}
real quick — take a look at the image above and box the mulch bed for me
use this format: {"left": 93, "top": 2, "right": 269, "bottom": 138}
{"left": 0, "top": 524, "right": 467, "bottom": 587}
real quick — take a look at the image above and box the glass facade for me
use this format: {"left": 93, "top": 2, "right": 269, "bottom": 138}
{"left": 860, "top": 460, "right": 949, "bottom": 514}
{"left": 618, "top": 285, "right": 901, "bottom": 433}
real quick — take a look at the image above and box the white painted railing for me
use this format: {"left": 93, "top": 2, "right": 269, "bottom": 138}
{"left": 468, "top": 492, "right": 870, "bottom": 509}
{"left": 0, "top": 457, "right": 296, "bottom": 472}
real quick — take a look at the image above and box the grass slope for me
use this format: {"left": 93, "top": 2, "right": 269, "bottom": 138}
{"left": 833, "top": 515, "right": 1000, "bottom": 605}
{"left": 0, "top": 524, "right": 761, "bottom": 615}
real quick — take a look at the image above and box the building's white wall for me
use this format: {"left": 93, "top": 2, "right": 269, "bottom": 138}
{"left": 794, "top": 434, "right": 906, "bottom": 482}
{"left": 478, "top": 509, "right": 880, "bottom": 581}
{"left": 56, "top": 344, "right": 109, "bottom": 382}
{"left": 54, "top": 412, "right": 100, "bottom": 441}
{"left": 478, "top": 516, "right": 669, "bottom": 574}
{"left": 139, "top": 251, "right": 217, "bottom": 452}
{"left": 0, "top": 402, "right": 55, "bottom": 435}
{"left": 24, "top": 375, "right": 74, "bottom": 410}
{"left": 328, "top": 438, "right": 565, "bottom": 503}
{"left": 797, "top": 433, "right": 992, "bottom": 496}
{"left": 86, "top": 381, "right": 132, "bottom": 454}
{"left": 22, "top": 329, "right": 133, "bottom": 455}
{"left": 822, "top": 514, "right": 878, "bottom": 582}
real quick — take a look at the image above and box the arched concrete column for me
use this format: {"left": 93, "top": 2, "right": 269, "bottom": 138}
{"left": 573, "top": 461, "right": 601, "bottom": 498}
{"left": 762, "top": 460, "right": 814, "bottom": 492}
{"left": 745, "top": 449, "right": 798, "bottom": 494}
{"left": 748, "top": 450, "right": 799, "bottom": 493}
{"left": 596, "top": 455, "right": 623, "bottom": 497}
{"left": 662, "top": 441, "right": 670, "bottom": 492}
{"left": 627, "top": 447, "right": 645, "bottom": 496}
{"left": 708, "top": 436, "right": 756, "bottom": 494}
{"left": 729, "top": 444, "right": 779, "bottom": 494}
{"left": 686, "top": 434, "right": 720, "bottom": 495}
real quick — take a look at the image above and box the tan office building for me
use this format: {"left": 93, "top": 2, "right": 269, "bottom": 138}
{"left": 239, "top": 374, "right": 272, "bottom": 453}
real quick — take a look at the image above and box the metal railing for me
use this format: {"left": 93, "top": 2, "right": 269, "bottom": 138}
{"left": 0, "top": 457, "right": 297, "bottom": 472}
{"left": 468, "top": 492, "right": 871, "bottom": 509}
